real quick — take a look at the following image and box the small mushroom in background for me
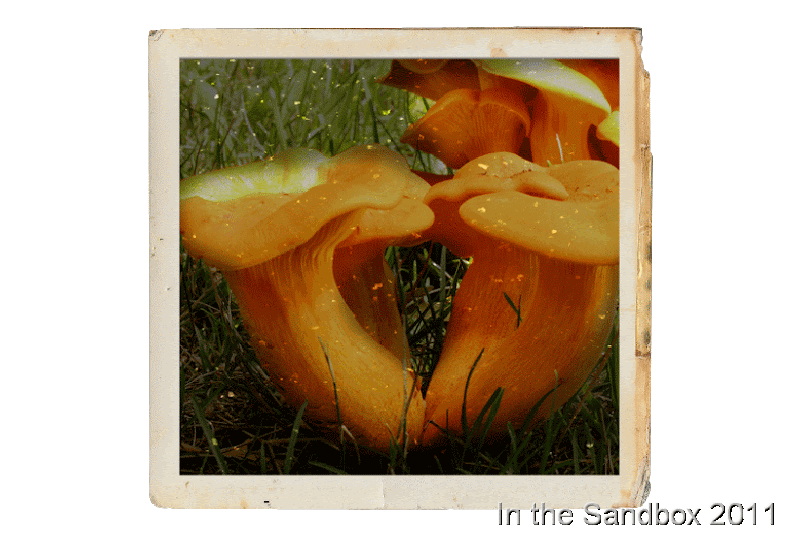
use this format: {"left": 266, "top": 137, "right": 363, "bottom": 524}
{"left": 400, "top": 87, "right": 531, "bottom": 170}
{"left": 474, "top": 59, "right": 613, "bottom": 167}
{"left": 419, "top": 152, "right": 619, "bottom": 445}
{"left": 180, "top": 145, "right": 430, "bottom": 452}
{"left": 380, "top": 58, "right": 620, "bottom": 169}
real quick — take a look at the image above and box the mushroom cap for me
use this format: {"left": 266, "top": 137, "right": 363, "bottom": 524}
{"left": 560, "top": 59, "right": 619, "bottom": 110}
{"left": 459, "top": 159, "right": 619, "bottom": 265}
{"left": 475, "top": 59, "right": 611, "bottom": 115}
{"left": 422, "top": 152, "right": 569, "bottom": 258}
{"left": 180, "top": 145, "right": 413, "bottom": 271}
{"left": 337, "top": 166, "right": 433, "bottom": 251}
{"left": 179, "top": 147, "right": 328, "bottom": 202}
{"left": 400, "top": 87, "right": 531, "bottom": 170}
{"left": 427, "top": 152, "right": 569, "bottom": 203}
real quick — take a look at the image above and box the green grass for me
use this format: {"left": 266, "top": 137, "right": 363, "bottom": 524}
{"left": 179, "top": 58, "right": 619, "bottom": 475}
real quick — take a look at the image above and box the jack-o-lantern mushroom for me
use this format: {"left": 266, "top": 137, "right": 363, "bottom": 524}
{"left": 474, "top": 59, "right": 613, "bottom": 167}
{"left": 420, "top": 152, "right": 619, "bottom": 445}
{"left": 400, "top": 87, "right": 531, "bottom": 170}
{"left": 180, "top": 145, "right": 430, "bottom": 451}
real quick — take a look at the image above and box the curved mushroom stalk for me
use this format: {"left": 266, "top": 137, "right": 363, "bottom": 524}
{"left": 333, "top": 245, "right": 410, "bottom": 365}
{"left": 224, "top": 211, "right": 426, "bottom": 450}
{"left": 420, "top": 154, "right": 619, "bottom": 445}
{"left": 422, "top": 243, "right": 618, "bottom": 444}
{"left": 180, "top": 145, "right": 430, "bottom": 451}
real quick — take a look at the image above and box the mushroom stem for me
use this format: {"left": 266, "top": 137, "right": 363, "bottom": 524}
{"left": 528, "top": 91, "right": 607, "bottom": 165}
{"left": 224, "top": 211, "right": 426, "bottom": 450}
{"left": 473, "top": 59, "right": 613, "bottom": 167}
{"left": 333, "top": 242, "right": 410, "bottom": 364}
{"left": 423, "top": 241, "right": 618, "bottom": 444}
{"left": 418, "top": 155, "right": 619, "bottom": 446}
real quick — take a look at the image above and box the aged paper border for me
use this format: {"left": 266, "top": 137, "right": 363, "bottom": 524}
{"left": 149, "top": 28, "right": 650, "bottom": 509}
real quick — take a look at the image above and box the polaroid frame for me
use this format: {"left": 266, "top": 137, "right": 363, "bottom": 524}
{"left": 149, "top": 28, "right": 651, "bottom": 509}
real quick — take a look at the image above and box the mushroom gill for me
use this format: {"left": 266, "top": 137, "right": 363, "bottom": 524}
{"left": 400, "top": 87, "right": 531, "bottom": 170}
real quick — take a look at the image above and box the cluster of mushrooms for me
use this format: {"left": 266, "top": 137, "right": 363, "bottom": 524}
{"left": 180, "top": 59, "right": 620, "bottom": 453}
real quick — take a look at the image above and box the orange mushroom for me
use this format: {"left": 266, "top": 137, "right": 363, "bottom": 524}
{"left": 421, "top": 152, "right": 568, "bottom": 258}
{"left": 400, "top": 87, "right": 531, "bottom": 170}
{"left": 474, "top": 59, "right": 614, "bottom": 166}
{"left": 180, "top": 145, "right": 430, "bottom": 451}
{"left": 419, "top": 152, "right": 619, "bottom": 445}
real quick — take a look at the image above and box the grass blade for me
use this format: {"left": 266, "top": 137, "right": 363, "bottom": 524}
{"left": 461, "top": 349, "right": 485, "bottom": 434}
{"left": 499, "top": 394, "right": 558, "bottom": 474}
{"left": 308, "top": 461, "right": 348, "bottom": 475}
{"left": 267, "top": 87, "right": 289, "bottom": 149}
{"left": 191, "top": 395, "right": 229, "bottom": 474}
{"left": 538, "top": 372, "right": 561, "bottom": 472}
{"left": 472, "top": 388, "right": 504, "bottom": 452}
{"left": 283, "top": 399, "right": 308, "bottom": 474}
{"left": 455, "top": 348, "right": 504, "bottom": 470}
{"left": 368, "top": 99, "right": 380, "bottom": 144}
{"left": 320, "top": 338, "right": 342, "bottom": 428}
{"left": 502, "top": 292, "right": 522, "bottom": 328}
